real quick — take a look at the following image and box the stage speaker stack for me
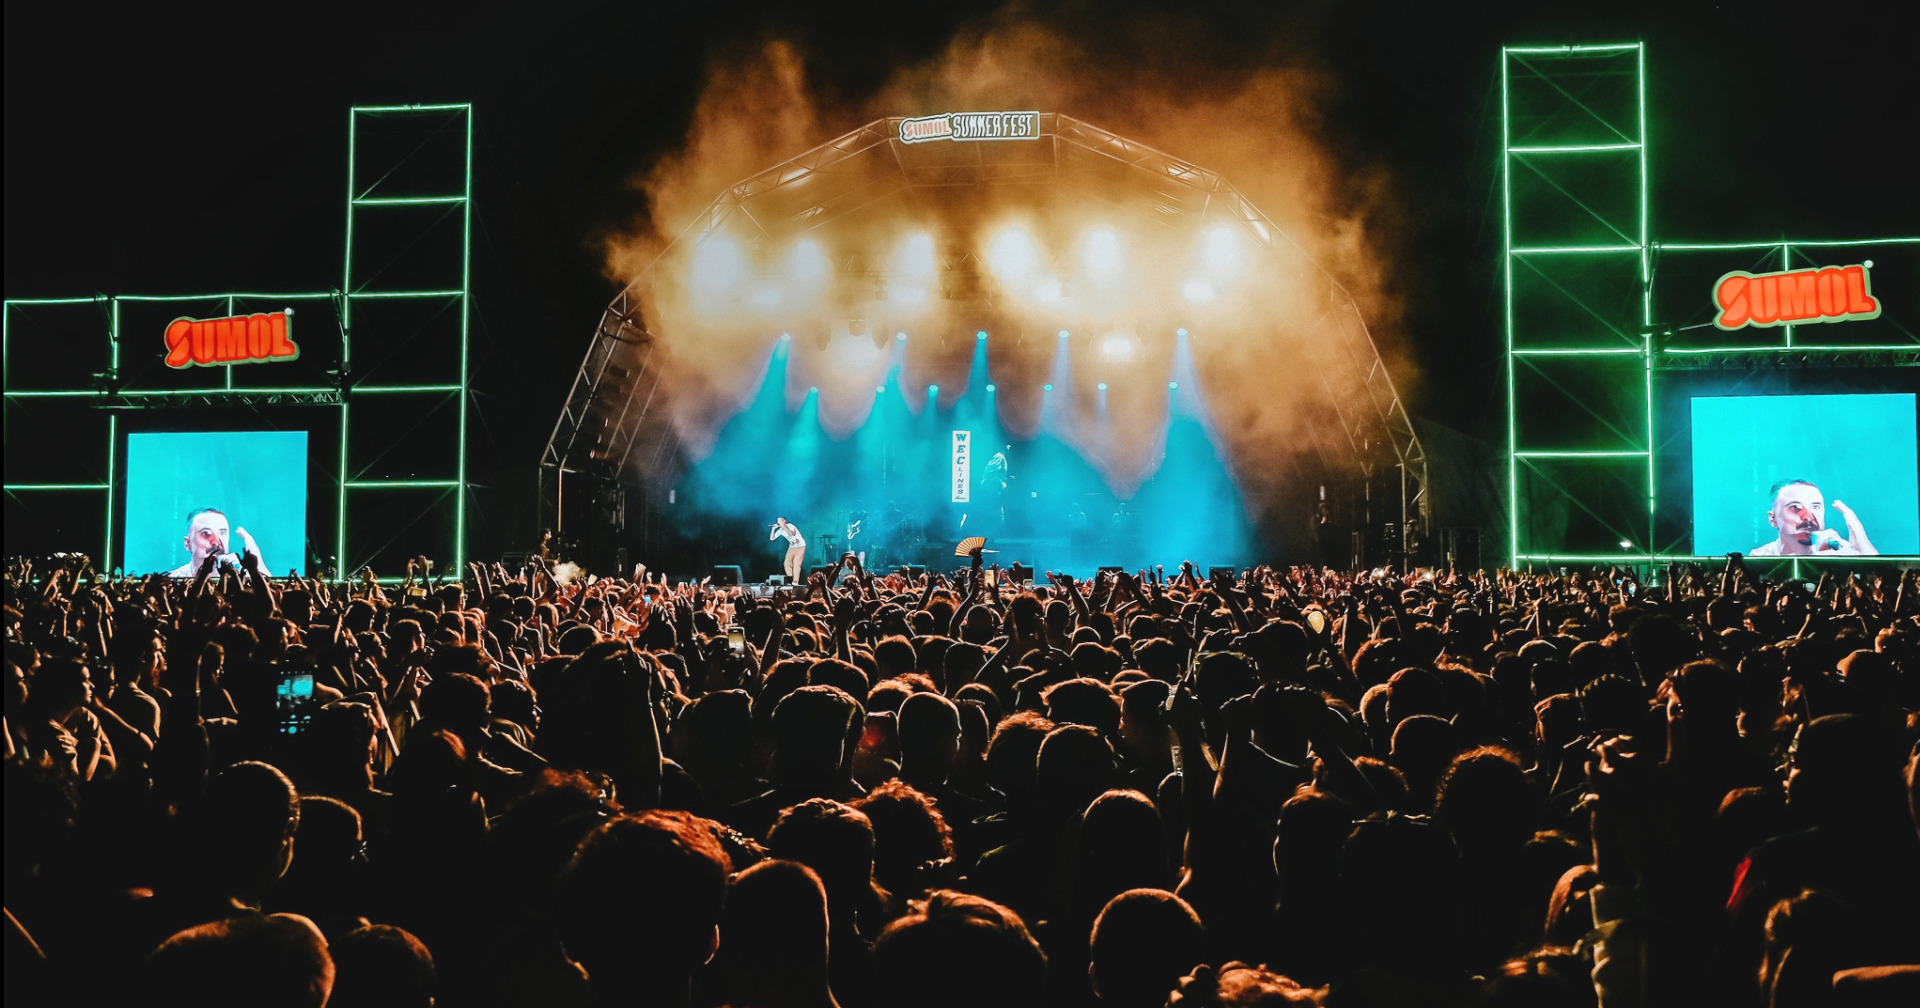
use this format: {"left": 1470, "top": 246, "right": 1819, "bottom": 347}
{"left": 711, "top": 565, "right": 742, "bottom": 586}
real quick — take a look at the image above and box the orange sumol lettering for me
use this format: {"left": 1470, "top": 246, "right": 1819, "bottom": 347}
{"left": 165, "top": 319, "right": 193, "bottom": 367}
{"left": 1715, "top": 274, "right": 1751, "bottom": 329}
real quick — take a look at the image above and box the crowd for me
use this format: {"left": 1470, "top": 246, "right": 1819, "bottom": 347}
{"left": 4, "top": 548, "right": 1918, "bottom": 1008}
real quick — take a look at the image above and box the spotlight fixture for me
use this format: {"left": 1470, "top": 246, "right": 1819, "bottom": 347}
{"left": 1097, "top": 382, "right": 1108, "bottom": 391}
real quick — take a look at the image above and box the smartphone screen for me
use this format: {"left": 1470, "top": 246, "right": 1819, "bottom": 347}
{"left": 727, "top": 624, "right": 745, "bottom": 652}
{"left": 276, "top": 672, "right": 316, "bottom": 735}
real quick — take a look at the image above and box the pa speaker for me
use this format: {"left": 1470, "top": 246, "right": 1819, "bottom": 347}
{"left": 711, "top": 565, "right": 742, "bottom": 586}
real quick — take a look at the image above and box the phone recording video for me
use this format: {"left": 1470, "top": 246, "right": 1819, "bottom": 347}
{"left": 727, "top": 624, "right": 746, "bottom": 652}
{"left": 276, "top": 671, "right": 317, "bottom": 735}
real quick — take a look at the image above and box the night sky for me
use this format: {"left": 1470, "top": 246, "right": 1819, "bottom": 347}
{"left": 7, "top": 0, "right": 1914, "bottom": 550}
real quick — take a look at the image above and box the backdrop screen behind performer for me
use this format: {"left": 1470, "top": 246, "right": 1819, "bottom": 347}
{"left": 122, "top": 431, "right": 309, "bottom": 576}
{"left": 1690, "top": 393, "right": 1919, "bottom": 556}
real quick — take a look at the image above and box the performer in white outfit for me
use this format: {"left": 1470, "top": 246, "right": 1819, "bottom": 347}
{"left": 770, "top": 516, "right": 806, "bottom": 581}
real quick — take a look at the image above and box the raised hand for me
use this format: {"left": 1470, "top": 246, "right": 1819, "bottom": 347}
{"left": 1830, "top": 499, "right": 1877, "bottom": 555}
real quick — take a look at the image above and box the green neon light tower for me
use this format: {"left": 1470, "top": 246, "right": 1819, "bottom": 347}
{"left": 339, "top": 103, "right": 473, "bottom": 579}
{"left": 1502, "top": 44, "right": 1652, "bottom": 566}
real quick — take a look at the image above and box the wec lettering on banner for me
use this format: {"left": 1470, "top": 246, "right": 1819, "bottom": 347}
{"left": 952, "top": 430, "right": 971, "bottom": 503}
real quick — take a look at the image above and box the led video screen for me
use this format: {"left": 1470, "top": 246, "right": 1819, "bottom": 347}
{"left": 122, "top": 431, "right": 309, "bottom": 575}
{"left": 1691, "top": 394, "right": 1918, "bottom": 556}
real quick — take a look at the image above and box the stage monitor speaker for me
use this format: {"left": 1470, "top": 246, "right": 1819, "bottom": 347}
{"left": 711, "top": 565, "right": 742, "bottom": 586}
{"left": 1208, "top": 566, "right": 1236, "bottom": 582}
{"left": 767, "top": 574, "right": 787, "bottom": 586}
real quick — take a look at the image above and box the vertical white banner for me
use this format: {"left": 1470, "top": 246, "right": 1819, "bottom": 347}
{"left": 951, "top": 430, "right": 971, "bottom": 503}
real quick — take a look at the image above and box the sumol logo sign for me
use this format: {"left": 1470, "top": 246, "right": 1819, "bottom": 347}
{"left": 899, "top": 111, "right": 1042, "bottom": 145}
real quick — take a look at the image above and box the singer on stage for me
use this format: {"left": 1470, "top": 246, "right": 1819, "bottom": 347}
{"left": 166, "top": 507, "right": 266, "bottom": 577}
{"left": 1747, "top": 478, "right": 1876, "bottom": 556}
{"left": 770, "top": 516, "right": 806, "bottom": 581}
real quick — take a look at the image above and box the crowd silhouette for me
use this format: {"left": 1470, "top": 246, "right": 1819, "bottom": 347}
{"left": 5, "top": 549, "right": 1918, "bottom": 1007}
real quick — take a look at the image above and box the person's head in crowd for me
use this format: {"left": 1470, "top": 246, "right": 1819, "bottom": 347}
{"left": 553, "top": 810, "right": 731, "bottom": 1004}
{"left": 1274, "top": 788, "right": 1357, "bottom": 895}
{"left": 1386, "top": 714, "right": 1458, "bottom": 813}
{"left": 671, "top": 689, "right": 754, "bottom": 785}
{"left": 897, "top": 691, "right": 962, "bottom": 785}
{"left": 871, "top": 890, "right": 1047, "bottom": 1008}
{"left": 773, "top": 685, "right": 862, "bottom": 783}
{"left": 326, "top": 924, "right": 435, "bottom": 1008}
{"left": 489, "top": 678, "right": 539, "bottom": 735}
{"left": 1116, "top": 679, "right": 1172, "bottom": 763}
{"left": 556, "top": 623, "right": 601, "bottom": 657}
{"left": 1037, "top": 724, "right": 1118, "bottom": 818}
{"left": 986, "top": 711, "right": 1056, "bottom": 810}
{"left": 272, "top": 795, "right": 367, "bottom": 936}
{"left": 872, "top": 635, "right": 917, "bottom": 681}
{"left": 810, "top": 657, "right": 870, "bottom": 703}
{"left": 1044, "top": 677, "right": 1123, "bottom": 736}
{"left": 1758, "top": 887, "right": 1859, "bottom": 1008}
{"left": 418, "top": 672, "right": 491, "bottom": 741}
{"left": 1088, "top": 888, "right": 1208, "bottom": 1008}
{"left": 1073, "top": 789, "right": 1169, "bottom": 918}
{"left": 143, "top": 913, "right": 333, "bottom": 1008}
{"left": 1383, "top": 666, "right": 1448, "bottom": 727}
{"left": 1627, "top": 612, "right": 1697, "bottom": 685}
{"left": 866, "top": 677, "right": 916, "bottom": 717}
{"left": 852, "top": 779, "right": 955, "bottom": 901}
{"left": 1133, "top": 637, "right": 1181, "bottom": 683}
{"left": 1575, "top": 674, "right": 1644, "bottom": 740}
{"left": 769, "top": 798, "right": 886, "bottom": 922}
{"left": 189, "top": 760, "right": 301, "bottom": 910}
{"left": 1783, "top": 713, "right": 1909, "bottom": 828}
{"left": 1069, "top": 641, "right": 1121, "bottom": 681}
{"left": 1433, "top": 746, "right": 1535, "bottom": 859}
{"left": 1165, "top": 962, "right": 1321, "bottom": 1006}
{"left": 1337, "top": 812, "right": 1462, "bottom": 970}
{"left": 711, "top": 858, "right": 837, "bottom": 1008}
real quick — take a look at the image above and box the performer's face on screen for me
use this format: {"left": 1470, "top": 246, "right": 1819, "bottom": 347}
{"left": 184, "top": 510, "right": 229, "bottom": 563}
{"left": 1767, "top": 483, "right": 1825, "bottom": 547}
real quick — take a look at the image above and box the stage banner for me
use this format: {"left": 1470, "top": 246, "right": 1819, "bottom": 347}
{"left": 952, "top": 430, "right": 971, "bottom": 503}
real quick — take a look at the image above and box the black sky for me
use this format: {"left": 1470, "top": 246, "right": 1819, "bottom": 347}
{"left": 6, "top": 0, "right": 1914, "bottom": 545}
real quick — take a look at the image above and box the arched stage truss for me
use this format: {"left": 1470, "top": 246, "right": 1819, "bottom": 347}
{"left": 540, "top": 112, "right": 1426, "bottom": 569}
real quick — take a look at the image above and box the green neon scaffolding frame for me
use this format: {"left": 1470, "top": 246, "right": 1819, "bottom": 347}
{"left": 1501, "top": 46, "right": 1919, "bottom": 567}
{"left": 3, "top": 104, "right": 472, "bottom": 579}
{"left": 1502, "top": 43, "right": 1653, "bottom": 568}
